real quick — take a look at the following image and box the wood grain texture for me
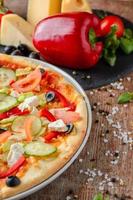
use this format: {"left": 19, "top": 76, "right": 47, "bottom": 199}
{"left": 23, "top": 74, "right": 133, "bottom": 200}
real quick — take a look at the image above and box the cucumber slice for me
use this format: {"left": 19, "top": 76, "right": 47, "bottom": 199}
{"left": 0, "top": 68, "right": 16, "bottom": 87}
{"left": 17, "top": 92, "right": 34, "bottom": 102}
{"left": 0, "top": 94, "right": 17, "bottom": 113}
{"left": 9, "top": 133, "right": 26, "bottom": 141}
{"left": 37, "top": 127, "right": 46, "bottom": 137}
{"left": 38, "top": 94, "right": 46, "bottom": 107}
{"left": 12, "top": 116, "right": 27, "bottom": 133}
{"left": 2, "top": 140, "right": 14, "bottom": 152}
{"left": 0, "top": 88, "right": 10, "bottom": 94}
{"left": 24, "top": 141, "right": 57, "bottom": 156}
{"left": 0, "top": 116, "right": 16, "bottom": 124}
{"left": 12, "top": 115, "right": 42, "bottom": 135}
{"left": 29, "top": 116, "right": 42, "bottom": 136}
{"left": 16, "top": 67, "right": 32, "bottom": 77}
{"left": 41, "top": 117, "right": 49, "bottom": 126}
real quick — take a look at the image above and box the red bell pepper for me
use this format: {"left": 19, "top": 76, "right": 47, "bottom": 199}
{"left": 0, "top": 107, "right": 30, "bottom": 120}
{"left": 47, "top": 88, "right": 75, "bottom": 111}
{"left": 0, "top": 155, "right": 25, "bottom": 179}
{"left": 39, "top": 109, "right": 59, "bottom": 141}
{"left": 33, "top": 12, "right": 103, "bottom": 69}
{"left": 40, "top": 108, "right": 56, "bottom": 122}
{"left": 44, "top": 131, "right": 59, "bottom": 142}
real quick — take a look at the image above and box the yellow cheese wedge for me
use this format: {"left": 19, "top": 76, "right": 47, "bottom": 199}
{"left": 27, "top": 0, "right": 62, "bottom": 26}
{"left": 61, "top": 0, "right": 92, "bottom": 13}
{"left": 1, "top": 14, "right": 36, "bottom": 51}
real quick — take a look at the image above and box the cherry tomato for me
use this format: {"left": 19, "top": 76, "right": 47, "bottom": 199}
{"left": 11, "top": 69, "right": 42, "bottom": 92}
{"left": 100, "top": 15, "right": 124, "bottom": 38}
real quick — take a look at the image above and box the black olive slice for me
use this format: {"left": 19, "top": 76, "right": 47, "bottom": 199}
{"left": 45, "top": 91, "right": 55, "bottom": 103}
{"left": 39, "top": 68, "right": 45, "bottom": 74}
{"left": 66, "top": 123, "right": 74, "bottom": 134}
{"left": 6, "top": 176, "right": 21, "bottom": 187}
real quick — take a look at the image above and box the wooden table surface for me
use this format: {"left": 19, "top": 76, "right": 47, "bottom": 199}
{"left": 3, "top": 1, "right": 133, "bottom": 200}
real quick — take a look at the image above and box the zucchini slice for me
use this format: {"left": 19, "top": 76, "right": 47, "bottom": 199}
{"left": 12, "top": 115, "right": 42, "bottom": 135}
{"left": 12, "top": 116, "right": 27, "bottom": 133}
{"left": 0, "top": 94, "right": 17, "bottom": 113}
{"left": 24, "top": 141, "right": 57, "bottom": 156}
{"left": 0, "top": 68, "right": 16, "bottom": 87}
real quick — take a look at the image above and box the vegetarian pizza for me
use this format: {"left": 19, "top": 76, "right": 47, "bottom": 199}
{"left": 0, "top": 54, "right": 88, "bottom": 199}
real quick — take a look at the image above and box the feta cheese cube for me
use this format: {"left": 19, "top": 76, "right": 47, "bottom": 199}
{"left": 18, "top": 95, "right": 39, "bottom": 111}
{"left": 48, "top": 119, "right": 68, "bottom": 132}
{"left": 7, "top": 143, "right": 24, "bottom": 167}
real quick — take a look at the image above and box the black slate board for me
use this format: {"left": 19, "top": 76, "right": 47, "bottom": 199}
{"left": 61, "top": 11, "right": 133, "bottom": 90}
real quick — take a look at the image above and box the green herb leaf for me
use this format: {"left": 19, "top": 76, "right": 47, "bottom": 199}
{"left": 89, "top": 28, "right": 97, "bottom": 48}
{"left": 118, "top": 92, "right": 133, "bottom": 104}
{"left": 124, "top": 28, "right": 133, "bottom": 39}
{"left": 105, "top": 196, "right": 110, "bottom": 200}
{"left": 120, "top": 37, "right": 133, "bottom": 54}
{"left": 103, "top": 26, "right": 120, "bottom": 66}
{"left": 103, "top": 48, "right": 117, "bottom": 67}
{"left": 105, "top": 27, "right": 120, "bottom": 50}
{"left": 108, "top": 26, "right": 117, "bottom": 37}
{"left": 93, "top": 193, "right": 103, "bottom": 200}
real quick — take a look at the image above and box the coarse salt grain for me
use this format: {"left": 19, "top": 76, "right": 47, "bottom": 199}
{"left": 110, "top": 159, "right": 119, "bottom": 165}
{"left": 66, "top": 196, "right": 72, "bottom": 200}
{"left": 99, "top": 185, "right": 104, "bottom": 191}
{"left": 79, "top": 169, "right": 84, "bottom": 174}
{"left": 112, "top": 106, "right": 119, "bottom": 115}
{"left": 74, "top": 194, "right": 78, "bottom": 199}
{"left": 124, "top": 104, "right": 128, "bottom": 108}
{"left": 90, "top": 91, "right": 94, "bottom": 95}
{"left": 119, "top": 179, "right": 124, "bottom": 186}
{"left": 87, "top": 178, "right": 94, "bottom": 182}
{"left": 127, "top": 77, "right": 131, "bottom": 82}
{"left": 72, "top": 71, "right": 77, "bottom": 75}
{"left": 111, "top": 82, "right": 124, "bottom": 90}
{"left": 87, "top": 75, "right": 91, "bottom": 79}
{"left": 98, "top": 170, "right": 103, "bottom": 177}
{"left": 107, "top": 182, "right": 114, "bottom": 187}
{"left": 103, "top": 138, "right": 108, "bottom": 143}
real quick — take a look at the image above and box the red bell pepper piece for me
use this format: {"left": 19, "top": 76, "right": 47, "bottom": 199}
{"left": 47, "top": 88, "right": 76, "bottom": 111}
{"left": 33, "top": 12, "right": 103, "bottom": 69}
{"left": 44, "top": 131, "right": 59, "bottom": 142}
{"left": 39, "top": 109, "right": 59, "bottom": 141}
{"left": 0, "top": 155, "right": 25, "bottom": 179}
{"left": 40, "top": 108, "right": 56, "bottom": 122}
{"left": 0, "top": 107, "right": 29, "bottom": 120}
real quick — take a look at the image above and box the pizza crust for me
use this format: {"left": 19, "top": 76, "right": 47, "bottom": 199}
{"left": 0, "top": 54, "right": 89, "bottom": 199}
